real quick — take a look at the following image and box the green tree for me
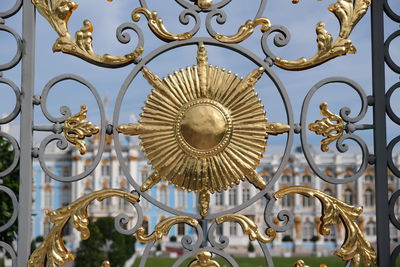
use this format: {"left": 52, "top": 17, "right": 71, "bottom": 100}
{"left": 74, "top": 222, "right": 107, "bottom": 267}
{"left": 74, "top": 217, "right": 136, "bottom": 267}
{"left": 0, "top": 136, "right": 19, "bottom": 244}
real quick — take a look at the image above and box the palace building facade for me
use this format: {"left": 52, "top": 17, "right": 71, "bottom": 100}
{"left": 32, "top": 136, "right": 400, "bottom": 256}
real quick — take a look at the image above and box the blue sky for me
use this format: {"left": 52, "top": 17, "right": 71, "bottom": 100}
{"left": 0, "top": 0, "right": 399, "bottom": 154}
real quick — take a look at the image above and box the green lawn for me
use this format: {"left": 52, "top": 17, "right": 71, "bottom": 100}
{"left": 132, "top": 256, "right": 345, "bottom": 267}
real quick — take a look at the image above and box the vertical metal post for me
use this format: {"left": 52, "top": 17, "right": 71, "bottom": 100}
{"left": 371, "top": 0, "right": 390, "bottom": 265}
{"left": 17, "top": 0, "right": 35, "bottom": 265}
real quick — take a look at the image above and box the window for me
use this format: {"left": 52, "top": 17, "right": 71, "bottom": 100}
{"left": 216, "top": 223, "right": 224, "bottom": 236}
{"left": 302, "top": 221, "right": 314, "bottom": 241}
{"left": 143, "top": 219, "right": 149, "bottom": 235}
{"left": 365, "top": 175, "right": 374, "bottom": 183}
{"left": 44, "top": 189, "right": 52, "bottom": 209}
{"left": 324, "top": 188, "right": 333, "bottom": 196}
{"left": 364, "top": 189, "right": 374, "bottom": 207}
{"left": 366, "top": 221, "right": 376, "bottom": 236}
{"left": 344, "top": 189, "right": 353, "bottom": 205}
{"left": 324, "top": 226, "right": 336, "bottom": 242}
{"left": 160, "top": 188, "right": 168, "bottom": 205}
{"left": 101, "top": 164, "right": 111, "bottom": 176}
{"left": 389, "top": 189, "right": 394, "bottom": 199}
{"left": 44, "top": 175, "right": 51, "bottom": 184}
{"left": 282, "top": 195, "right": 292, "bottom": 208}
{"left": 44, "top": 221, "right": 51, "bottom": 237}
{"left": 242, "top": 188, "right": 250, "bottom": 202}
{"left": 390, "top": 224, "right": 398, "bottom": 242}
{"left": 302, "top": 196, "right": 312, "bottom": 207}
{"left": 177, "top": 190, "right": 186, "bottom": 207}
{"left": 229, "top": 222, "right": 237, "bottom": 236}
{"left": 282, "top": 175, "right": 291, "bottom": 183}
{"left": 302, "top": 175, "right": 311, "bottom": 184}
{"left": 61, "top": 188, "right": 70, "bottom": 206}
{"left": 261, "top": 175, "right": 270, "bottom": 183}
{"left": 177, "top": 223, "right": 185, "bottom": 236}
{"left": 215, "top": 192, "right": 224, "bottom": 206}
{"left": 228, "top": 188, "right": 237, "bottom": 205}
{"left": 140, "top": 170, "right": 148, "bottom": 183}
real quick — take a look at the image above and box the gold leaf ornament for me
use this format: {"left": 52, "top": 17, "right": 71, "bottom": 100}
{"left": 63, "top": 105, "right": 99, "bottom": 155}
{"left": 28, "top": 189, "right": 140, "bottom": 267}
{"left": 32, "top": 0, "right": 144, "bottom": 67}
{"left": 275, "top": 186, "right": 377, "bottom": 266}
{"left": 136, "top": 216, "right": 199, "bottom": 243}
{"left": 216, "top": 214, "right": 276, "bottom": 243}
{"left": 308, "top": 102, "right": 344, "bottom": 152}
{"left": 132, "top": 8, "right": 192, "bottom": 42}
{"left": 274, "top": 0, "right": 371, "bottom": 70}
{"left": 117, "top": 43, "right": 290, "bottom": 216}
{"left": 214, "top": 17, "right": 271, "bottom": 43}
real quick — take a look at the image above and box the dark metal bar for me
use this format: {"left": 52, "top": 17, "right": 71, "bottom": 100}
{"left": 371, "top": 0, "right": 390, "bottom": 265}
{"left": 17, "top": 0, "right": 36, "bottom": 265}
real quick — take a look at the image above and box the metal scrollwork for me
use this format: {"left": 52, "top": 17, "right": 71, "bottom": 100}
{"left": 309, "top": 102, "right": 344, "bottom": 152}
{"left": 214, "top": 17, "right": 271, "bottom": 43}
{"left": 132, "top": 8, "right": 193, "bottom": 42}
{"left": 263, "top": 0, "right": 371, "bottom": 70}
{"left": 136, "top": 216, "right": 199, "bottom": 243}
{"left": 31, "top": 0, "right": 144, "bottom": 67}
{"left": 37, "top": 74, "right": 106, "bottom": 182}
{"left": 275, "top": 186, "right": 377, "bottom": 266}
{"left": 216, "top": 214, "right": 276, "bottom": 242}
{"left": 63, "top": 105, "right": 99, "bottom": 155}
{"left": 300, "top": 77, "right": 369, "bottom": 184}
{"left": 117, "top": 42, "right": 290, "bottom": 217}
{"left": 28, "top": 189, "right": 140, "bottom": 267}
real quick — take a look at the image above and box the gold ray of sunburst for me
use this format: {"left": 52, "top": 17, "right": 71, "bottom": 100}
{"left": 117, "top": 43, "right": 290, "bottom": 216}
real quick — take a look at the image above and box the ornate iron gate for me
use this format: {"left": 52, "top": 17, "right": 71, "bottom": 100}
{"left": 0, "top": 0, "right": 398, "bottom": 265}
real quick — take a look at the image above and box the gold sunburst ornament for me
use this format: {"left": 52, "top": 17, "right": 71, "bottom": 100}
{"left": 117, "top": 43, "right": 290, "bottom": 216}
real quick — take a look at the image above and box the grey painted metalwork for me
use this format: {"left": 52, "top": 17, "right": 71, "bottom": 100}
{"left": 0, "top": 0, "right": 397, "bottom": 265}
{"left": 300, "top": 77, "right": 369, "bottom": 184}
{"left": 17, "top": 0, "right": 35, "bottom": 265}
{"left": 373, "top": 0, "right": 391, "bottom": 266}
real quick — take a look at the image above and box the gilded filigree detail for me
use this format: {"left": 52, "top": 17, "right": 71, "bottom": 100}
{"left": 199, "top": 190, "right": 210, "bottom": 217}
{"left": 63, "top": 105, "right": 99, "bottom": 155}
{"left": 275, "top": 0, "right": 371, "bottom": 70}
{"left": 32, "top": 0, "right": 143, "bottom": 67}
{"left": 136, "top": 216, "right": 198, "bottom": 243}
{"left": 216, "top": 214, "right": 276, "bottom": 243}
{"left": 293, "top": 260, "right": 327, "bottom": 267}
{"left": 215, "top": 18, "right": 271, "bottom": 43}
{"left": 117, "top": 43, "right": 290, "bottom": 216}
{"left": 308, "top": 102, "right": 344, "bottom": 152}
{"left": 132, "top": 8, "right": 192, "bottom": 42}
{"left": 28, "top": 189, "right": 140, "bottom": 267}
{"left": 275, "top": 186, "right": 377, "bottom": 266}
{"left": 189, "top": 251, "right": 220, "bottom": 267}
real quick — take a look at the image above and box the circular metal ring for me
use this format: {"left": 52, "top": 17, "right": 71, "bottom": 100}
{"left": 113, "top": 37, "right": 294, "bottom": 220}
{"left": 385, "top": 30, "right": 400, "bottom": 74}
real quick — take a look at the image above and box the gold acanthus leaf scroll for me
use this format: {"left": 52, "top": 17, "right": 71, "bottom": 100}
{"left": 63, "top": 105, "right": 99, "bottom": 155}
{"left": 308, "top": 102, "right": 344, "bottom": 152}
{"left": 215, "top": 17, "right": 271, "bottom": 43}
{"left": 28, "top": 189, "right": 140, "bottom": 267}
{"left": 275, "top": 186, "right": 377, "bottom": 267}
{"left": 132, "top": 8, "right": 192, "bottom": 42}
{"left": 136, "top": 216, "right": 198, "bottom": 243}
{"left": 32, "top": 0, "right": 144, "bottom": 68}
{"left": 274, "top": 0, "right": 371, "bottom": 70}
{"left": 216, "top": 214, "right": 276, "bottom": 243}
